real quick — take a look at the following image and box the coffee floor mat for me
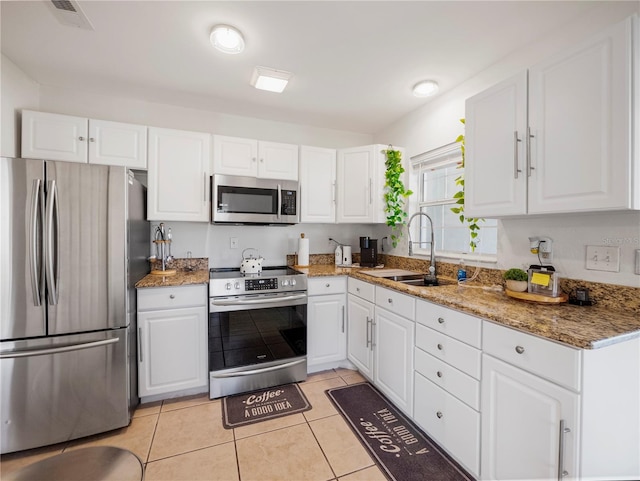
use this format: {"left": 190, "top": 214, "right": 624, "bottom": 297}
{"left": 222, "top": 383, "right": 311, "bottom": 429}
{"left": 326, "top": 382, "right": 473, "bottom": 481}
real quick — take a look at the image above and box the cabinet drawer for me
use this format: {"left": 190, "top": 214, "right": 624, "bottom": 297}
{"left": 416, "top": 324, "right": 481, "bottom": 379}
{"left": 348, "top": 277, "right": 375, "bottom": 303}
{"left": 137, "top": 285, "right": 207, "bottom": 311}
{"left": 415, "top": 347, "right": 480, "bottom": 410}
{"left": 308, "top": 277, "right": 347, "bottom": 296}
{"left": 416, "top": 299, "right": 482, "bottom": 348}
{"left": 414, "top": 372, "right": 480, "bottom": 477}
{"left": 483, "top": 320, "right": 581, "bottom": 391}
{"left": 375, "top": 286, "right": 415, "bottom": 320}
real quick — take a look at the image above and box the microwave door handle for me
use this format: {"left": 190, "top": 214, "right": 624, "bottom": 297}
{"left": 277, "top": 184, "right": 282, "bottom": 220}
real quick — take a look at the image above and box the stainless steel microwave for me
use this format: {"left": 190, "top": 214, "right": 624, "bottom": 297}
{"left": 211, "top": 174, "right": 299, "bottom": 225}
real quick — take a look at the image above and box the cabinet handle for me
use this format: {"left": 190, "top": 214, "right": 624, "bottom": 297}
{"left": 366, "top": 316, "right": 371, "bottom": 348}
{"left": 169, "top": 294, "right": 175, "bottom": 299}
{"left": 252, "top": 157, "right": 256, "bottom": 162}
{"left": 515, "top": 345, "right": 525, "bottom": 354}
{"left": 332, "top": 181, "right": 336, "bottom": 203}
{"left": 356, "top": 287, "right": 360, "bottom": 292}
{"left": 341, "top": 306, "right": 345, "bottom": 333}
{"left": 527, "top": 127, "right": 535, "bottom": 176}
{"left": 138, "top": 327, "right": 143, "bottom": 363}
{"left": 89, "top": 137, "right": 95, "bottom": 142}
{"left": 260, "top": 158, "right": 264, "bottom": 163}
{"left": 78, "top": 136, "right": 86, "bottom": 141}
{"left": 436, "top": 411, "right": 443, "bottom": 419}
{"left": 558, "top": 419, "right": 571, "bottom": 479}
{"left": 436, "top": 371, "right": 443, "bottom": 378}
{"left": 388, "top": 298, "right": 392, "bottom": 304}
{"left": 437, "top": 317, "right": 445, "bottom": 324}
{"left": 371, "top": 320, "right": 376, "bottom": 348}
{"left": 326, "top": 283, "right": 330, "bottom": 288}
{"left": 437, "top": 343, "right": 443, "bottom": 350}
{"left": 513, "top": 131, "right": 522, "bottom": 179}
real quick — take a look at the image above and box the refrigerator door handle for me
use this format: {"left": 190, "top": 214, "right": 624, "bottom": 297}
{"left": 29, "top": 179, "right": 43, "bottom": 307}
{"left": 45, "top": 180, "right": 59, "bottom": 305}
{"left": 0, "top": 337, "right": 118, "bottom": 359}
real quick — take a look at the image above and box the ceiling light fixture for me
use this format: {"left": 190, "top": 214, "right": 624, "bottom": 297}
{"left": 210, "top": 24, "right": 245, "bottom": 54}
{"left": 413, "top": 80, "right": 439, "bottom": 97}
{"left": 250, "top": 66, "right": 292, "bottom": 93}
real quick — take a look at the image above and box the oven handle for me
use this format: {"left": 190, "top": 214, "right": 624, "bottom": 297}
{"left": 210, "top": 358, "right": 306, "bottom": 378}
{"left": 211, "top": 293, "right": 307, "bottom": 306}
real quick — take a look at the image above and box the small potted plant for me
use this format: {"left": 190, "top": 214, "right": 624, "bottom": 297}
{"left": 503, "top": 268, "right": 529, "bottom": 292}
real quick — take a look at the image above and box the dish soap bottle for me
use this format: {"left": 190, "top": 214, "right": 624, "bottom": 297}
{"left": 334, "top": 244, "right": 342, "bottom": 266}
{"left": 457, "top": 259, "right": 467, "bottom": 281}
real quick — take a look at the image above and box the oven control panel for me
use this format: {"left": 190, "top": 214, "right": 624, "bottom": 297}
{"left": 246, "top": 278, "right": 278, "bottom": 291}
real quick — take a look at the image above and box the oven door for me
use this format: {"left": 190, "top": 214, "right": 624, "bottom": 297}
{"left": 208, "top": 292, "right": 307, "bottom": 398}
{"left": 211, "top": 174, "right": 298, "bottom": 224}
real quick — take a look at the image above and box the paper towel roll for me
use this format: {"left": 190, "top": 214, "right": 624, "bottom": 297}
{"left": 298, "top": 236, "right": 310, "bottom": 266}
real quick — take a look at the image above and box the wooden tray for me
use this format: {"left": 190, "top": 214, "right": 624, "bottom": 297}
{"left": 150, "top": 269, "right": 176, "bottom": 276}
{"left": 505, "top": 289, "right": 568, "bottom": 303}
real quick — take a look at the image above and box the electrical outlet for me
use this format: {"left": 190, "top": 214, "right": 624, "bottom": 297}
{"left": 586, "top": 245, "right": 620, "bottom": 272}
{"left": 230, "top": 237, "right": 239, "bottom": 249}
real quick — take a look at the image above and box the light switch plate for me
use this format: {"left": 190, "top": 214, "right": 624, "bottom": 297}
{"left": 586, "top": 245, "right": 620, "bottom": 272}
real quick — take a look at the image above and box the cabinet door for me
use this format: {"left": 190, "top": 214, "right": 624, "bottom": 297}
{"left": 307, "top": 294, "right": 346, "bottom": 369}
{"left": 138, "top": 306, "right": 208, "bottom": 397}
{"left": 212, "top": 135, "right": 258, "bottom": 177}
{"left": 464, "top": 71, "right": 528, "bottom": 217}
{"left": 528, "top": 16, "right": 635, "bottom": 213}
{"left": 88, "top": 119, "right": 147, "bottom": 168}
{"left": 347, "top": 295, "right": 374, "bottom": 379}
{"left": 21, "top": 110, "right": 88, "bottom": 163}
{"left": 481, "top": 354, "right": 579, "bottom": 481}
{"left": 374, "top": 307, "right": 414, "bottom": 416}
{"left": 336, "top": 146, "right": 375, "bottom": 223}
{"left": 147, "top": 127, "right": 211, "bottom": 221}
{"left": 300, "top": 146, "right": 336, "bottom": 223}
{"left": 258, "top": 141, "right": 299, "bottom": 180}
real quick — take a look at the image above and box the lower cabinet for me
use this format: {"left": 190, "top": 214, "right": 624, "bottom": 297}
{"left": 137, "top": 285, "right": 208, "bottom": 399}
{"left": 307, "top": 277, "right": 347, "bottom": 372}
{"left": 347, "top": 278, "right": 375, "bottom": 379}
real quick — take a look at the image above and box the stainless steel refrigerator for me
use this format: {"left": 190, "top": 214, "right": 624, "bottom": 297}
{"left": 0, "top": 157, "right": 149, "bottom": 454}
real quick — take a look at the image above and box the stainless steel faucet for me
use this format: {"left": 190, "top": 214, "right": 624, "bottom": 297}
{"left": 407, "top": 212, "right": 437, "bottom": 281}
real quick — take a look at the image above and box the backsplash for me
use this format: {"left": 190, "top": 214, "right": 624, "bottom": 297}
{"left": 148, "top": 257, "right": 208, "bottom": 272}
{"left": 289, "top": 253, "right": 640, "bottom": 313}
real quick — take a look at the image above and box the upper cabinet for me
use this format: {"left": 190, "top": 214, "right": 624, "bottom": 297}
{"left": 336, "top": 144, "right": 390, "bottom": 224}
{"left": 21, "top": 110, "right": 147, "bottom": 169}
{"left": 147, "top": 127, "right": 211, "bottom": 222}
{"left": 465, "top": 15, "right": 638, "bottom": 217}
{"left": 299, "top": 145, "right": 337, "bottom": 223}
{"left": 212, "top": 135, "right": 298, "bottom": 180}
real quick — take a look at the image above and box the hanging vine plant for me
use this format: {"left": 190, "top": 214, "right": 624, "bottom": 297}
{"left": 450, "top": 118, "right": 483, "bottom": 252}
{"left": 383, "top": 146, "right": 413, "bottom": 247}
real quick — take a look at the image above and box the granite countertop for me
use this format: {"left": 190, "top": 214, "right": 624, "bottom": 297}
{"left": 135, "top": 269, "right": 209, "bottom": 288}
{"left": 295, "top": 264, "right": 640, "bottom": 350}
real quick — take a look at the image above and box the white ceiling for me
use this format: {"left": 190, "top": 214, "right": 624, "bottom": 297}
{"left": 0, "top": 1, "right": 613, "bottom": 134}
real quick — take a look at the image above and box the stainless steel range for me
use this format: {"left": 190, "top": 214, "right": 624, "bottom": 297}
{"left": 208, "top": 266, "right": 308, "bottom": 399}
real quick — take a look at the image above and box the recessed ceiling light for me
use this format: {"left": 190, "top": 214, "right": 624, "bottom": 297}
{"left": 210, "top": 24, "right": 245, "bottom": 54}
{"left": 250, "top": 66, "right": 292, "bottom": 93}
{"left": 413, "top": 80, "right": 439, "bottom": 97}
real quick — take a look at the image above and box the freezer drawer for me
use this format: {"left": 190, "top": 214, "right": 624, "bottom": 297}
{"left": 0, "top": 329, "right": 130, "bottom": 454}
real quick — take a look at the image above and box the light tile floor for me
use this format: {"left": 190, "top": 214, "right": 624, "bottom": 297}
{"left": 1, "top": 368, "right": 388, "bottom": 481}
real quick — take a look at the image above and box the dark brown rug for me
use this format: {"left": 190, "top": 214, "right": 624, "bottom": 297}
{"left": 221, "top": 383, "right": 311, "bottom": 429}
{"left": 326, "top": 383, "right": 474, "bottom": 481}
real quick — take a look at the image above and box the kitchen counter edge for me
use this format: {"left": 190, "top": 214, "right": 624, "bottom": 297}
{"left": 135, "top": 269, "right": 209, "bottom": 288}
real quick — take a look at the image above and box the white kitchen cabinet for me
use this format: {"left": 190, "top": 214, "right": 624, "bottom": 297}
{"left": 413, "top": 300, "right": 482, "bottom": 477}
{"left": 307, "top": 277, "right": 347, "bottom": 372}
{"left": 336, "top": 144, "right": 390, "bottom": 223}
{"left": 147, "top": 127, "right": 210, "bottom": 222}
{"left": 482, "top": 320, "right": 640, "bottom": 481}
{"left": 21, "top": 110, "right": 147, "bottom": 168}
{"left": 346, "top": 278, "right": 375, "bottom": 379}
{"left": 137, "top": 285, "right": 208, "bottom": 399}
{"left": 299, "top": 145, "right": 337, "bottom": 223}
{"left": 374, "top": 286, "right": 415, "bottom": 416}
{"left": 213, "top": 135, "right": 298, "bottom": 180}
{"left": 465, "top": 15, "right": 638, "bottom": 217}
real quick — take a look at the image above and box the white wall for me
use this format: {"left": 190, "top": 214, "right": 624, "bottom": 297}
{"left": 1, "top": 54, "right": 39, "bottom": 157}
{"left": 374, "top": 3, "right": 640, "bottom": 287}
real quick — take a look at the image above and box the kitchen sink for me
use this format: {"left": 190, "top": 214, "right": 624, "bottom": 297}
{"left": 362, "top": 269, "right": 454, "bottom": 287}
{"left": 395, "top": 277, "right": 455, "bottom": 287}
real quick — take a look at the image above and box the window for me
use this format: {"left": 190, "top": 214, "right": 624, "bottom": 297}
{"left": 410, "top": 142, "right": 497, "bottom": 259}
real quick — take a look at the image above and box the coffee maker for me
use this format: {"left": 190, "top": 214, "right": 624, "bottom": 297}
{"left": 360, "top": 237, "right": 378, "bottom": 267}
